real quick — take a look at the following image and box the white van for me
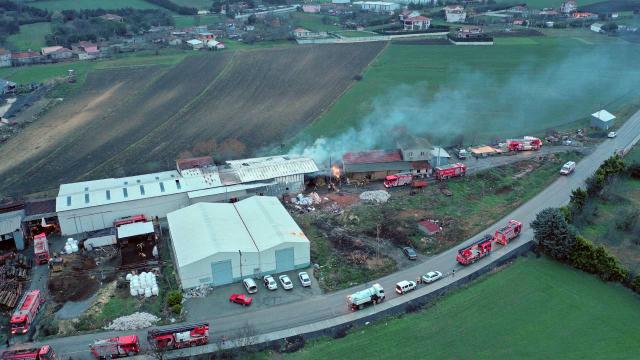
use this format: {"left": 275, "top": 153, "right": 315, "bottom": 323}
{"left": 560, "top": 161, "right": 576, "bottom": 175}
{"left": 395, "top": 280, "right": 417, "bottom": 295}
{"left": 243, "top": 278, "right": 258, "bottom": 294}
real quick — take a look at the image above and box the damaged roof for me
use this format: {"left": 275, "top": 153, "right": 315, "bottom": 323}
{"left": 343, "top": 149, "right": 403, "bottom": 164}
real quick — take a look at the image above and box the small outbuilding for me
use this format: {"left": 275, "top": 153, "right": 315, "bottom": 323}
{"left": 591, "top": 109, "right": 616, "bottom": 131}
{"left": 0, "top": 210, "right": 25, "bottom": 251}
{"left": 167, "top": 196, "right": 310, "bottom": 289}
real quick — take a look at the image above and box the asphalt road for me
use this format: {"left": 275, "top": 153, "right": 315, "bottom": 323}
{"left": 21, "top": 110, "right": 640, "bottom": 358}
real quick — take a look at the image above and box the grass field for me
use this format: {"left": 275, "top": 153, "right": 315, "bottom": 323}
{"left": 495, "top": 0, "right": 602, "bottom": 9}
{"left": 27, "top": 0, "right": 161, "bottom": 11}
{"left": 292, "top": 36, "right": 640, "bottom": 152}
{"left": 5, "top": 22, "right": 51, "bottom": 51}
{"left": 335, "top": 30, "right": 379, "bottom": 38}
{"left": 173, "top": 0, "right": 213, "bottom": 8}
{"left": 273, "top": 256, "right": 640, "bottom": 360}
{"left": 290, "top": 13, "right": 341, "bottom": 32}
{"left": 173, "top": 14, "right": 225, "bottom": 28}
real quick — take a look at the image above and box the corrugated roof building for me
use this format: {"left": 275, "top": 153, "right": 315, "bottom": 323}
{"left": 167, "top": 196, "right": 310, "bottom": 289}
{"left": 0, "top": 210, "right": 25, "bottom": 250}
{"left": 342, "top": 149, "right": 412, "bottom": 180}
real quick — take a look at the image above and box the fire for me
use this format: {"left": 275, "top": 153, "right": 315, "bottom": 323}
{"left": 331, "top": 164, "right": 341, "bottom": 179}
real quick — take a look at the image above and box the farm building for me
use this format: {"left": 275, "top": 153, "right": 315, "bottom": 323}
{"left": 418, "top": 220, "right": 441, "bottom": 236}
{"left": 591, "top": 109, "right": 616, "bottom": 130}
{"left": 0, "top": 210, "right": 25, "bottom": 251}
{"left": 55, "top": 155, "right": 318, "bottom": 235}
{"left": 429, "top": 147, "right": 451, "bottom": 166}
{"left": 343, "top": 149, "right": 412, "bottom": 180}
{"left": 0, "top": 49, "right": 10, "bottom": 67}
{"left": 167, "top": 196, "right": 310, "bottom": 289}
{"left": 445, "top": 5, "right": 466, "bottom": 23}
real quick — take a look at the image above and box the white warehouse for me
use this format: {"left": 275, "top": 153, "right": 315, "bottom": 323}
{"left": 55, "top": 155, "right": 318, "bottom": 235}
{"left": 167, "top": 196, "right": 310, "bottom": 289}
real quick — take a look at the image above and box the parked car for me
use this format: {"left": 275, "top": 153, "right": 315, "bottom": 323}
{"left": 402, "top": 246, "right": 417, "bottom": 260}
{"left": 243, "top": 278, "right": 258, "bottom": 294}
{"left": 298, "top": 272, "right": 311, "bottom": 287}
{"left": 421, "top": 271, "right": 443, "bottom": 284}
{"left": 263, "top": 275, "right": 278, "bottom": 290}
{"left": 608, "top": 131, "right": 617, "bottom": 138}
{"left": 229, "top": 293, "right": 252, "bottom": 306}
{"left": 395, "top": 280, "right": 416, "bottom": 295}
{"left": 279, "top": 275, "right": 293, "bottom": 290}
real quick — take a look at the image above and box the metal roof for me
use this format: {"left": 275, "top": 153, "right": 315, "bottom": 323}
{"left": 430, "top": 147, "right": 451, "bottom": 158}
{"left": 187, "top": 181, "right": 275, "bottom": 199}
{"left": 117, "top": 221, "right": 155, "bottom": 239}
{"left": 592, "top": 110, "right": 615, "bottom": 122}
{"left": 224, "top": 156, "right": 318, "bottom": 183}
{"left": 343, "top": 150, "right": 403, "bottom": 164}
{"left": 0, "top": 210, "right": 24, "bottom": 235}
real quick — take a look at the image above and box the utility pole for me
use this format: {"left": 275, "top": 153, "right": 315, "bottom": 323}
{"left": 376, "top": 224, "right": 381, "bottom": 263}
{"left": 238, "top": 250, "right": 243, "bottom": 279}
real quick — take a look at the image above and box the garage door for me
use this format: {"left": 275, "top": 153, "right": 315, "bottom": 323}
{"left": 77, "top": 214, "right": 106, "bottom": 233}
{"left": 211, "top": 260, "right": 233, "bottom": 286}
{"left": 275, "top": 247, "right": 294, "bottom": 273}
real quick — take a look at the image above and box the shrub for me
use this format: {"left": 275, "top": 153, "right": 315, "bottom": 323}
{"left": 171, "top": 304, "right": 182, "bottom": 314}
{"left": 569, "top": 236, "right": 629, "bottom": 282}
{"left": 167, "top": 290, "right": 183, "bottom": 307}
{"left": 531, "top": 208, "right": 576, "bottom": 260}
{"left": 630, "top": 275, "right": 640, "bottom": 293}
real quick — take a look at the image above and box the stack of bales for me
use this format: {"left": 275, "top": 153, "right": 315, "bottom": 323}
{"left": 64, "top": 238, "right": 79, "bottom": 253}
{"left": 126, "top": 272, "right": 159, "bottom": 298}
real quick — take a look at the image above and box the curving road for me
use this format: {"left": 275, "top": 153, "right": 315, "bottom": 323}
{"left": 23, "top": 109, "right": 640, "bottom": 358}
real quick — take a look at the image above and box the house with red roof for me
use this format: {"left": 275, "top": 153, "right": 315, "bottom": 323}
{"left": 72, "top": 41, "right": 100, "bottom": 60}
{"left": 403, "top": 15, "right": 431, "bottom": 31}
{"left": 11, "top": 51, "right": 43, "bottom": 66}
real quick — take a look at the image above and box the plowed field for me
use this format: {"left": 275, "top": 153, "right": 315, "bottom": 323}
{"left": 0, "top": 43, "right": 384, "bottom": 196}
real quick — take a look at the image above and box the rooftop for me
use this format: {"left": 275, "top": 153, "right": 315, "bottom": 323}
{"left": 343, "top": 149, "right": 403, "bottom": 164}
{"left": 592, "top": 109, "right": 615, "bottom": 122}
{"left": 224, "top": 155, "right": 319, "bottom": 183}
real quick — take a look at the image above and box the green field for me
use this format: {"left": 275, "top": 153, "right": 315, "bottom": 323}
{"left": 290, "top": 13, "right": 341, "bottom": 32}
{"left": 27, "top": 0, "right": 161, "bottom": 11}
{"left": 173, "top": 0, "right": 214, "bottom": 8}
{"left": 495, "top": 0, "right": 602, "bottom": 9}
{"left": 335, "top": 30, "right": 379, "bottom": 38}
{"left": 173, "top": 14, "right": 225, "bottom": 28}
{"left": 5, "top": 22, "right": 51, "bottom": 51}
{"left": 292, "top": 35, "right": 640, "bottom": 150}
{"left": 276, "top": 257, "right": 640, "bottom": 359}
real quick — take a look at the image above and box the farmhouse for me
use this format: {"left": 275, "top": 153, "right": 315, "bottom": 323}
{"left": 48, "top": 47, "right": 73, "bottom": 61}
{"left": 206, "top": 40, "right": 225, "bottom": 50}
{"left": 293, "top": 28, "right": 312, "bottom": 38}
{"left": 591, "top": 109, "right": 616, "bottom": 130}
{"left": 445, "top": 5, "right": 467, "bottom": 23}
{"left": 399, "top": 10, "right": 421, "bottom": 20}
{"left": 10, "top": 51, "right": 42, "bottom": 66}
{"left": 186, "top": 39, "right": 204, "bottom": 49}
{"left": 403, "top": 16, "right": 431, "bottom": 31}
{"left": 343, "top": 149, "right": 413, "bottom": 180}
{"left": 353, "top": 1, "right": 400, "bottom": 13}
{"left": 0, "top": 48, "right": 10, "bottom": 68}
{"left": 72, "top": 41, "right": 99, "bottom": 60}
{"left": 167, "top": 196, "right": 310, "bottom": 289}
{"left": 55, "top": 155, "right": 318, "bottom": 235}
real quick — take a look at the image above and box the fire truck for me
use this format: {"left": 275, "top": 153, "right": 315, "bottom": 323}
{"left": 10, "top": 290, "right": 44, "bottom": 334}
{"left": 506, "top": 136, "right": 542, "bottom": 151}
{"left": 383, "top": 173, "right": 413, "bottom": 188}
{"left": 147, "top": 322, "right": 210, "bottom": 350}
{"left": 113, "top": 215, "right": 146, "bottom": 228}
{"left": 456, "top": 220, "right": 522, "bottom": 265}
{"left": 434, "top": 163, "right": 467, "bottom": 181}
{"left": 0, "top": 346, "right": 57, "bottom": 360}
{"left": 90, "top": 335, "right": 140, "bottom": 359}
{"left": 33, "top": 233, "right": 50, "bottom": 265}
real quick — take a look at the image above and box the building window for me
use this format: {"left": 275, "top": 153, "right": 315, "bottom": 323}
{"left": 123, "top": 188, "right": 128, "bottom": 198}
{"left": 124, "top": 181, "right": 128, "bottom": 185}
{"left": 175, "top": 179, "right": 181, "bottom": 189}
{"left": 155, "top": 176, "right": 159, "bottom": 180}
{"left": 159, "top": 182, "right": 165, "bottom": 192}
{"left": 140, "top": 185, "right": 145, "bottom": 195}
{"left": 106, "top": 190, "right": 111, "bottom": 200}
{"left": 136, "top": 179, "right": 141, "bottom": 183}
{"left": 84, "top": 187, "right": 89, "bottom": 191}
{"left": 84, "top": 193, "right": 90, "bottom": 204}
{"left": 66, "top": 196, "right": 71, "bottom": 206}
{"left": 420, "top": 151, "right": 425, "bottom": 156}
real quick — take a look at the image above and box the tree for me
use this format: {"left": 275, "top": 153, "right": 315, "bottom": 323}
{"left": 569, "top": 187, "right": 587, "bottom": 210}
{"left": 531, "top": 208, "right": 576, "bottom": 260}
{"left": 247, "top": 14, "right": 257, "bottom": 25}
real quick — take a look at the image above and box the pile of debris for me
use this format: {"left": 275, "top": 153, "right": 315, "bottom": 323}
{"left": 104, "top": 312, "right": 160, "bottom": 331}
{"left": 292, "top": 192, "right": 322, "bottom": 206}
{"left": 0, "top": 279, "right": 24, "bottom": 308}
{"left": 0, "top": 253, "right": 30, "bottom": 308}
{"left": 183, "top": 284, "right": 213, "bottom": 298}
{"left": 359, "top": 190, "right": 390, "bottom": 204}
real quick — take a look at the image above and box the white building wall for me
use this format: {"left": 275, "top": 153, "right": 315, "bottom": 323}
{"left": 58, "top": 192, "right": 188, "bottom": 235}
{"left": 180, "top": 251, "right": 260, "bottom": 289}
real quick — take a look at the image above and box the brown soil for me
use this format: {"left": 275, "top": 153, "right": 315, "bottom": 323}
{"left": 48, "top": 254, "right": 100, "bottom": 302}
{"left": 0, "top": 43, "right": 385, "bottom": 196}
{"left": 324, "top": 192, "right": 360, "bottom": 207}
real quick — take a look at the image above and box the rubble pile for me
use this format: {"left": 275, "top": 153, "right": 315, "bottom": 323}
{"left": 104, "top": 312, "right": 160, "bottom": 331}
{"left": 183, "top": 284, "right": 213, "bottom": 298}
{"left": 292, "top": 192, "right": 323, "bottom": 206}
{"left": 359, "top": 190, "right": 390, "bottom": 203}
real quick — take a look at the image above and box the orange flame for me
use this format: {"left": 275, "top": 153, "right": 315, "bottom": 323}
{"left": 331, "top": 164, "right": 341, "bottom": 179}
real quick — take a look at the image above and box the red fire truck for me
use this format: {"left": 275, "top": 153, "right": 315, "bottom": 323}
{"left": 383, "top": 173, "right": 413, "bottom": 188}
{"left": 434, "top": 163, "right": 467, "bottom": 181}
{"left": 0, "top": 346, "right": 57, "bottom": 360}
{"left": 10, "top": 290, "right": 44, "bottom": 334}
{"left": 456, "top": 220, "right": 522, "bottom": 265}
{"left": 506, "top": 136, "right": 542, "bottom": 151}
{"left": 113, "top": 215, "right": 146, "bottom": 228}
{"left": 90, "top": 335, "right": 140, "bottom": 359}
{"left": 33, "top": 233, "right": 50, "bottom": 265}
{"left": 147, "top": 322, "right": 210, "bottom": 350}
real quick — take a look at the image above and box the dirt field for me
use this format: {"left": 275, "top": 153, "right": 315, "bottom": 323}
{"left": 0, "top": 43, "right": 384, "bottom": 196}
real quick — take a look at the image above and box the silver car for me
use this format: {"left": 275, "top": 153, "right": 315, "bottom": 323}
{"left": 298, "top": 272, "right": 311, "bottom": 287}
{"left": 263, "top": 275, "right": 277, "bottom": 290}
{"left": 421, "top": 271, "right": 443, "bottom": 284}
{"left": 279, "top": 275, "right": 293, "bottom": 290}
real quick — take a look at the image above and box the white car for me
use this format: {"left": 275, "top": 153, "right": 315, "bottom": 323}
{"left": 279, "top": 275, "right": 293, "bottom": 290}
{"left": 242, "top": 278, "right": 258, "bottom": 294}
{"left": 608, "top": 131, "right": 617, "bottom": 138}
{"left": 298, "top": 272, "right": 311, "bottom": 287}
{"left": 263, "top": 275, "right": 277, "bottom": 290}
{"left": 421, "top": 271, "right": 443, "bottom": 284}
{"left": 395, "top": 280, "right": 417, "bottom": 295}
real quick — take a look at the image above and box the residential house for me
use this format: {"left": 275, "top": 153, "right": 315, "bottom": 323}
{"left": 198, "top": 32, "right": 216, "bottom": 42}
{"left": 11, "top": 51, "right": 43, "bottom": 66}
{"left": 186, "top": 39, "right": 204, "bottom": 49}
{"left": 399, "top": 10, "right": 421, "bottom": 21}
{"left": 395, "top": 0, "right": 437, "bottom": 4}
{"left": 302, "top": 4, "right": 321, "bottom": 13}
{"left": 590, "top": 22, "right": 603, "bottom": 32}
{"left": 100, "top": 13, "right": 124, "bottom": 22}
{"left": 44, "top": 47, "right": 73, "bottom": 61}
{"left": 538, "top": 8, "right": 559, "bottom": 16}
{"left": 445, "top": 5, "right": 467, "bottom": 23}
{"left": 353, "top": 1, "right": 400, "bottom": 12}
{"left": 0, "top": 49, "right": 10, "bottom": 68}
{"left": 560, "top": 0, "right": 577, "bottom": 14}
{"left": 293, "top": 27, "right": 312, "bottom": 38}
{"left": 41, "top": 46, "right": 63, "bottom": 56}
{"left": 167, "top": 36, "right": 183, "bottom": 46}
{"left": 403, "top": 16, "right": 431, "bottom": 31}
{"left": 572, "top": 11, "right": 597, "bottom": 19}
{"left": 508, "top": 4, "right": 528, "bottom": 13}
{"left": 206, "top": 40, "right": 226, "bottom": 50}
{"left": 72, "top": 41, "right": 99, "bottom": 60}
{"left": 398, "top": 148, "right": 431, "bottom": 175}
{"left": 0, "top": 79, "right": 16, "bottom": 95}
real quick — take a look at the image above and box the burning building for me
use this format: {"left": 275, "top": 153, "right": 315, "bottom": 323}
{"left": 342, "top": 149, "right": 412, "bottom": 180}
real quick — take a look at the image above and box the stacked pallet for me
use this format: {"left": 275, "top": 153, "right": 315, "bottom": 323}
{"left": 0, "top": 252, "right": 30, "bottom": 309}
{"left": 0, "top": 278, "right": 23, "bottom": 309}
